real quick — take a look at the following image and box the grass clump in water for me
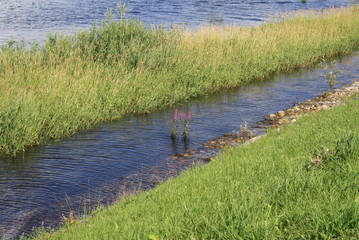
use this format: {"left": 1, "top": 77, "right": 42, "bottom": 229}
{"left": 1, "top": 6, "right": 359, "bottom": 155}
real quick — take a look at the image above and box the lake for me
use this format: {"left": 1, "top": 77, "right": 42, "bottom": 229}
{"left": 0, "top": 0, "right": 354, "bottom": 44}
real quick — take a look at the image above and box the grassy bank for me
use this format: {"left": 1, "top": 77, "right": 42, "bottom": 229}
{"left": 34, "top": 94, "right": 359, "bottom": 239}
{"left": 1, "top": 6, "right": 359, "bottom": 155}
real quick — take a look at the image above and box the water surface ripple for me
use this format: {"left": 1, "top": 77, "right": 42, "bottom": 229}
{"left": 0, "top": 0, "right": 353, "bottom": 44}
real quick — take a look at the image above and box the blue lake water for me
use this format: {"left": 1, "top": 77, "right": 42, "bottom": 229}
{"left": 0, "top": 0, "right": 354, "bottom": 44}
{"left": 0, "top": 0, "right": 358, "bottom": 239}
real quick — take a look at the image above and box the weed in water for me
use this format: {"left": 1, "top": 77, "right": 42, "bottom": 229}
{"left": 170, "top": 109, "right": 178, "bottom": 138}
{"left": 233, "top": 121, "right": 254, "bottom": 139}
{"left": 180, "top": 111, "right": 191, "bottom": 139}
{"left": 321, "top": 60, "right": 343, "bottom": 91}
{"left": 240, "top": 121, "right": 253, "bottom": 138}
{"left": 326, "top": 71, "right": 338, "bottom": 90}
{"left": 170, "top": 109, "right": 191, "bottom": 140}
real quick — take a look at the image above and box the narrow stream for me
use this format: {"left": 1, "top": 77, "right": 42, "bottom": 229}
{"left": 1, "top": 52, "right": 359, "bottom": 239}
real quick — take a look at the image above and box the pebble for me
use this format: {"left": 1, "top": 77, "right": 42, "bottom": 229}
{"left": 278, "top": 118, "right": 289, "bottom": 124}
{"left": 286, "top": 109, "right": 294, "bottom": 114}
{"left": 277, "top": 111, "right": 285, "bottom": 117}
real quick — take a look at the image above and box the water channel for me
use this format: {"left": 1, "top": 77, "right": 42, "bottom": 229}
{"left": 0, "top": 0, "right": 358, "bottom": 239}
{"left": 1, "top": 52, "right": 358, "bottom": 239}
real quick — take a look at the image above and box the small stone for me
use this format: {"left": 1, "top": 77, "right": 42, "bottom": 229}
{"left": 287, "top": 108, "right": 294, "bottom": 113}
{"left": 278, "top": 118, "right": 289, "bottom": 125}
{"left": 269, "top": 114, "right": 276, "bottom": 118}
{"left": 322, "top": 105, "right": 329, "bottom": 110}
{"left": 201, "top": 158, "right": 211, "bottom": 162}
{"left": 278, "top": 111, "right": 285, "bottom": 117}
{"left": 291, "top": 119, "right": 297, "bottom": 123}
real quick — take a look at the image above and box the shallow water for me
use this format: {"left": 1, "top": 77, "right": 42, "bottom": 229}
{"left": 0, "top": 0, "right": 354, "bottom": 44}
{"left": 1, "top": 52, "right": 359, "bottom": 239}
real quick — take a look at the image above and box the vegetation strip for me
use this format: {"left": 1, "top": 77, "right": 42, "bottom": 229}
{"left": 1, "top": 6, "right": 359, "bottom": 155}
{"left": 33, "top": 80, "right": 359, "bottom": 239}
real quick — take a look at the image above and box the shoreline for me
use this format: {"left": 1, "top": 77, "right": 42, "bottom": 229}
{"left": 34, "top": 79, "right": 359, "bottom": 239}
{"left": 26, "top": 79, "right": 359, "bottom": 239}
{"left": 200, "top": 79, "right": 359, "bottom": 151}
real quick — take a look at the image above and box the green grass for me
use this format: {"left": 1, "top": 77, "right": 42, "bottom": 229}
{"left": 34, "top": 95, "right": 359, "bottom": 240}
{"left": 1, "top": 6, "right": 359, "bottom": 155}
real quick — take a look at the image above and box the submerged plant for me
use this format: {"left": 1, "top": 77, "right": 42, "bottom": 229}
{"left": 233, "top": 121, "right": 253, "bottom": 138}
{"left": 321, "top": 60, "right": 342, "bottom": 91}
{"left": 171, "top": 109, "right": 178, "bottom": 138}
{"left": 326, "top": 71, "right": 338, "bottom": 90}
{"left": 232, "top": 121, "right": 254, "bottom": 141}
{"left": 208, "top": 13, "right": 224, "bottom": 25}
{"left": 240, "top": 121, "right": 252, "bottom": 136}
{"left": 180, "top": 112, "right": 191, "bottom": 138}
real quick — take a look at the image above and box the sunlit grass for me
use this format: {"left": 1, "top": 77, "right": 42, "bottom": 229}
{"left": 1, "top": 6, "right": 359, "bottom": 155}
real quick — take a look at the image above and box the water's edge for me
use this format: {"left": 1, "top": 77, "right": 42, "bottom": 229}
{"left": 27, "top": 79, "right": 359, "bottom": 240}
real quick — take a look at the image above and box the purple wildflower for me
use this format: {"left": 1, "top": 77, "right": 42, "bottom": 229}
{"left": 174, "top": 108, "right": 178, "bottom": 121}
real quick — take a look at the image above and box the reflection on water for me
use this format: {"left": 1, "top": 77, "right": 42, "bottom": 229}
{"left": 0, "top": 52, "right": 359, "bottom": 239}
{"left": 0, "top": 0, "right": 353, "bottom": 44}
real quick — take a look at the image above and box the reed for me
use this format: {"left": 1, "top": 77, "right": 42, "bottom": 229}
{"left": 1, "top": 6, "right": 359, "bottom": 155}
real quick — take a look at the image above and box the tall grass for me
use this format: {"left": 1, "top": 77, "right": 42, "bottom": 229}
{"left": 1, "top": 6, "right": 359, "bottom": 155}
{"left": 34, "top": 95, "right": 359, "bottom": 239}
